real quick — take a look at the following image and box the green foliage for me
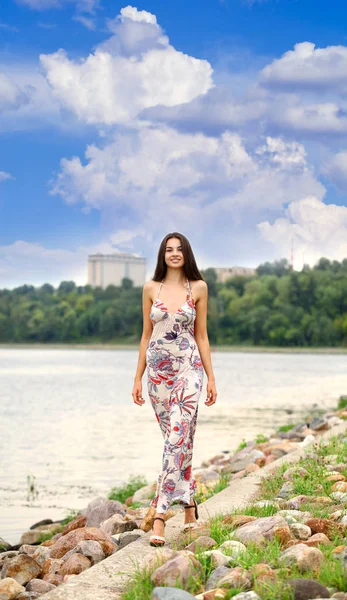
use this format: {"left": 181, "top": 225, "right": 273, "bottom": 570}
{"left": 337, "top": 395, "right": 347, "bottom": 410}
{"left": 277, "top": 424, "right": 295, "bottom": 432}
{"left": 237, "top": 438, "right": 247, "bottom": 451}
{"left": 2, "top": 259, "right": 347, "bottom": 346}
{"left": 255, "top": 433, "right": 269, "bottom": 444}
{"left": 108, "top": 475, "right": 148, "bottom": 504}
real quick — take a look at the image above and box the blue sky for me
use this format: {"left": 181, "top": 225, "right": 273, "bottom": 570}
{"left": 1, "top": 0, "right": 347, "bottom": 288}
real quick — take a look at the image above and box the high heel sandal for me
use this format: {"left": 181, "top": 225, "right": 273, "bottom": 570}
{"left": 149, "top": 517, "right": 166, "bottom": 547}
{"left": 183, "top": 498, "right": 199, "bottom": 532}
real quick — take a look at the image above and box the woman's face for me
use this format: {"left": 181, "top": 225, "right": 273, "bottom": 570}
{"left": 164, "top": 237, "right": 185, "bottom": 268}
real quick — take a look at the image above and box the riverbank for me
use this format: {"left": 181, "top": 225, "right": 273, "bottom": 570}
{"left": 1, "top": 398, "right": 347, "bottom": 599}
{"left": 1, "top": 343, "right": 347, "bottom": 354}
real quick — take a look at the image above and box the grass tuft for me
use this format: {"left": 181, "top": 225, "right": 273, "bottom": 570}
{"left": 108, "top": 475, "right": 148, "bottom": 504}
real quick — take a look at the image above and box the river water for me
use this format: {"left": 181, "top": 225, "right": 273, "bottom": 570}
{"left": 1, "top": 348, "right": 346, "bottom": 545}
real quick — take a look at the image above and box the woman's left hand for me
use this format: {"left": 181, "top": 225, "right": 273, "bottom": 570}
{"left": 205, "top": 379, "right": 217, "bottom": 406}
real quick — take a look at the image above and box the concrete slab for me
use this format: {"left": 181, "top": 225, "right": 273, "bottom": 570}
{"left": 40, "top": 421, "right": 347, "bottom": 600}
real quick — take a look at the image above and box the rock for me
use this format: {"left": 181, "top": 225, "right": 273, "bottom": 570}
{"left": 49, "top": 527, "right": 116, "bottom": 558}
{"left": 42, "top": 573, "right": 64, "bottom": 585}
{"left": 279, "top": 543, "right": 324, "bottom": 572}
{"left": 252, "top": 500, "right": 280, "bottom": 509}
{"left": 304, "top": 533, "right": 330, "bottom": 546}
{"left": 59, "top": 553, "right": 91, "bottom": 575}
{"left": 0, "top": 538, "right": 12, "bottom": 552}
{"left": 200, "top": 550, "right": 230, "bottom": 568}
{"left": 329, "top": 463, "right": 347, "bottom": 474}
{"left": 218, "top": 540, "right": 247, "bottom": 557}
{"left": 228, "top": 449, "right": 266, "bottom": 473}
{"left": 289, "top": 523, "right": 312, "bottom": 540}
{"left": 341, "top": 516, "right": 347, "bottom": 526}
{"left": 117, "top": 531, "right": 145, "bottom": 550}
{"left": 332, "top": 593, "right": 347, "bottom": 599}
{"left": 195, "top": 470, "right": 221, "bottom": 483}
{"left": 85, "top": 499, "right": 125, "bottom": 527}
{"left": 142, "top": 548, "right": 175, "bottom": 571}
{"left": 277, "top": 482, "right": 295, "bottom": 499}
{"left": 283, "top": 467, "right": 310, "bottom": 481}
{"left": 25, "top": 579, "right": 56, "bottom": 593}
{"left": 215, "top": 567, "right": 252, "bottom": 590}
{"left": 232, "top": 515, "right": 289, "bottom": 545}
{"left": 221, "top": 515, "right": 257, "bottom": 528}
{"left": 332, "top": 482, "right": 347, "bottom": 493}
{"left": 17, "top": 547, "right": 37, "bottom": 557}
{"left": 0, "top": 552, "right": 19, "bottom": 568}
{"left": 0, "top": 577, "right": 25, "bottom": 599}
{"left": 332, "top": 546, "right": 347, "bottom": 563}
{"left": 150, "top": 550, "right": 203, "bottom": 588}
{"left": 1, "top": 554, "right": 41, "bottom": 585}
{"left": 265, "top": 442, "right": 298, "bottom": 458}
{"left": 308, "top": 417, "right": 329, "bottom": 431}
{"left": 185, "top": 536, "right": 217, "bottom": 553}
{"left": 330, "top": 492, "right": 347, "bottom": 502}
{"left": 287, "top": 577, "right": 330, "bottom": 599}
{"left": 327, "top": 474, "right": 346, "bottom": 483}
{"left": 61, "top": 540, "right": 105, "bottom": 565}
{"left": 151, "top": 588, "right": 196, "bottom": 600}
{"left": 244, "top": 464, "right": 260, "bottom": 474}
{"left": 61, "top": 516, "right": 87, "bottom": 535}
{"left": 277, "top": 510, "right": 312, "bottom": 523}
{"left": 205, "top": 566, "right": 230, "bottom": 591}
{"left": 16, "top": 593, "right": 41, "bottom": 600}
{"left": 195, "top": 589, "right": 228, "bottom": 600}
{"left": 19, "top": 523, "right": 64, "bottom": 546}
{"left": 305, "top": 518, "right": 343, "bottom": 538}
{"left": 286, "top": 495, "right": 312, "bottom": 510}
{"left": 249, "top": 563, "right": 276, "bottom": 582}
{"left": 132, "top": 483, "right": 156, "bottom": 504}
{"left": 41, "top": 557, "right": 64, "bottom": 576}
{"left": 31, "top": 546, "right": 52, "bottom": 567}
{"left": 99, "top": 514, "right": 138, "bottom": 536}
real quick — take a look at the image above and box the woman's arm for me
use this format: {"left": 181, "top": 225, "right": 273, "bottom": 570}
{"left": 193, "top": 280, "right": 217, "bottom": 406}
{"left": 132, "top": 281, "right": 153, "bottom": 405}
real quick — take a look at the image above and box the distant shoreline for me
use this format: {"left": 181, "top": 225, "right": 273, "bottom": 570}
{"left": 1, "top": 343, "right": 347, "bottom": 354}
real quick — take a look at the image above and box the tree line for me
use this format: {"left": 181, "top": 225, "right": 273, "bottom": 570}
{"left": 1, "top": 258, "right": 347, "bottom": 347}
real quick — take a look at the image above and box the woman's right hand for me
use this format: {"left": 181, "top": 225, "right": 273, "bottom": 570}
{"left": 132, "top": 379, "right": 145, "bottom": 406}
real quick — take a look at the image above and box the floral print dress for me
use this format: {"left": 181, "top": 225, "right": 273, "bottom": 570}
{"left": 146, "top": 277, "right": 204, "bottom": 513}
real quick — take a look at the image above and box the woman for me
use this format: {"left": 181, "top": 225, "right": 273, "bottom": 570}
{"left": 132, "top": 232, "right": 217, "bottom": 546}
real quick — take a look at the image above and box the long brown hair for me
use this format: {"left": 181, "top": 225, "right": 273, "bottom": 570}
{"left": 152, "top": 232, "right": 205, "bottom": 282}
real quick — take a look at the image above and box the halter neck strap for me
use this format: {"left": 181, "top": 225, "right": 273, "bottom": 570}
{"left": 156, "top": 277, "right": 191, "bottom": 300}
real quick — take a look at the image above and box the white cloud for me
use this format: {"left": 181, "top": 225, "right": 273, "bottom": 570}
{"left": 16, "top": 0, "right": 99, "bottom": 12}
{"left": 0, "top": 171, "right": 13, "bottom": 182}
{"left": 0, "top": 65, "right": 69, "bottom": 132}
{"left": 323, "top": 151, "right": 347, "bottom": 192}
{"left": 0, "top": 73, "right": 29, "bottom": 112}
{"left": 49, "top": 124, "right": 326, "bottom": 270}
{"left": 266, "top": 100, "right": 347, "bottom": 135}
{"left": 260, "top": 42, "right": 347, "bottom": 93}
{"left": 120, "top": 5, "right": 157, "bottom": 25}
{"left": 258, "top": 196, "right": 347, "bottom": 268}
{"left": 40, "top": 6, "right": 213, "bottom": 125}
{"left": 73, "top": 14, "right": 96, "bottom": 30}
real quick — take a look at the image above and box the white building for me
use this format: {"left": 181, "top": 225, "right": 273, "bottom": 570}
{"left": 88, "top": 253, "right": 146, "bottom": 288}
{"left": 214, "top": 266, "right": 257, "bottom": 283}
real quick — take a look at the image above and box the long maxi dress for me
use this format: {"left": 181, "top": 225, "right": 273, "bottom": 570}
{"left": 146, "top": 277, "right": 204, "bottom": 514}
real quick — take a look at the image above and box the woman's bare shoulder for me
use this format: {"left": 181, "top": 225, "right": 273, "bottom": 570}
{"left": 143, "top": 279, "right": 158, "bottom": 301}
{"left": 191, "top": 279, "right": 208, "bottom": 301}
